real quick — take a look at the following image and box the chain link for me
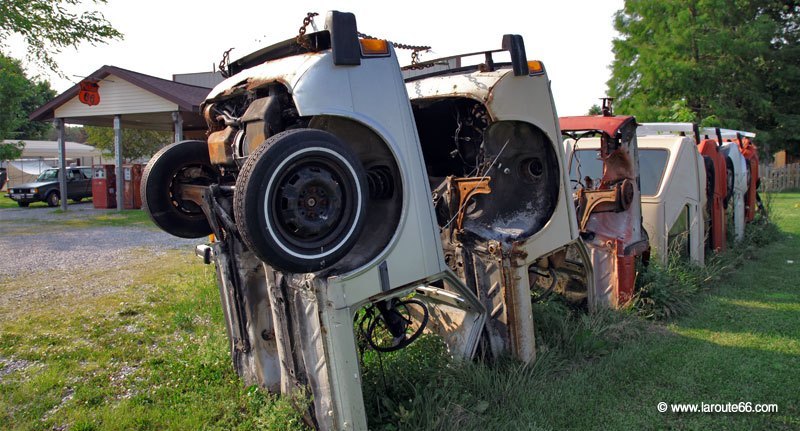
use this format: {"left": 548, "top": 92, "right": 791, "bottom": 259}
{"left": 217, "top": 47, "right": 234, "bottom": 78}
{"left": 357, "top": 32, "right": 433, "bottom": 68}
{"left": 296, "top": 12, "right": 319, "bottom": 50}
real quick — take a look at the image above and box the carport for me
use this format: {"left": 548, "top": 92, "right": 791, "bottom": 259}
{"left": 29, "top": 65, "right": 212, "bottom": 211}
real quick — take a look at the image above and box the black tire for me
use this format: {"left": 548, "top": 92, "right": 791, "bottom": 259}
{"left": 46, "top": 191, "right": 60, "bottom": 207}
{"left": 17, "top": 202, "right": 29, "bottom": 207}
{"left": 141, "top": 140, "right": 216, "bottom": 238}
{"left": 234, "top": 129, "right": 368, "bottom": 273}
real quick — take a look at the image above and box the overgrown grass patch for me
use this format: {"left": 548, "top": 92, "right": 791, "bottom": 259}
{"left": 0, "top": 252, "right": 303, "bottom": 431}
{"left": 634, "top": 194, "right": 785, "bottom": 320}
{"left": 362, "top": 193, "right": 798, "bottom": 430}
{"left": 2, "top": 193, "right": 798, "bottom": 430}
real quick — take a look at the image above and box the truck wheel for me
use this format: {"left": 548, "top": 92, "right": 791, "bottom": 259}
{"left": 46, "top": 191, "right": 60, "bottom": 207}
{"left": 234, "top": 129, "right": 368, "bottom": 273}
{"left": 141, "top": 140, "right": 216, "bottom": 238}
{"left": 17, "top": 202, "right": 29, "bottom": 207}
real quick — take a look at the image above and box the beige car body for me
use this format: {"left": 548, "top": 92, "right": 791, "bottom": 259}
{"left": 405, "top": 54, "right": 590, "bottom": 362}
{"left": 635, "top": 134, "right": 707, "bottom": 265}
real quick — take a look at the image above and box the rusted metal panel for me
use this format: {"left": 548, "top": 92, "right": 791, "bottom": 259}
{"left": 559, "top": 115, "right": 636, "bottom": 139}
{"left": 207, "top": 127, "right": 235, "bottom": 165}
{"left": 562, "top": 115, "right": 647, "bottom": 309}
{"left": 738, "top": 137, "right": 760, "bottom": 222}
{"left": 698, "top": 139, "right": 728, "bottom": 251}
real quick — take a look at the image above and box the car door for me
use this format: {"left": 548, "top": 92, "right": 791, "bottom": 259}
{"left": 80, "top": 168, "right": 93, "bottom": 197}
{"left": 67, "top": 169, "right": 87, "bottom": 199}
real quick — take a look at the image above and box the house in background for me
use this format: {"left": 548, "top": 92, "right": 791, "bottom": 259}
{"left": 1, "top": 140, "right": 106, "bottom": 188}
{"left": 25, "top": 66, "right": 222, "bottom": 209}
{"left": 773, "top": 149, "right": 800, "bottom": 168}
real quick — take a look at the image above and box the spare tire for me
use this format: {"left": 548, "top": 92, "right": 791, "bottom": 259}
{"left": 234, "top": 129, "right": 368, "bottom": 273}
{"left": 141, "top": 140, "right": 216, "bottom": 238}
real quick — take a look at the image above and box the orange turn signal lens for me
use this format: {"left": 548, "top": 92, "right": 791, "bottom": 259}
{"left": 528, "top": 60, "right": 544, "bottom": 76}
{"left": 360, "top": 39, "right": 390, "bottom": 56}
{"left": 209, "top": 234, "right": 216, "bottom": 243}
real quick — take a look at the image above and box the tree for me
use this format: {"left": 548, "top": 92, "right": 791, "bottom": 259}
{"left": 15, "top": 80, "right": 57, "bottom": 140}
{"left": 0, "top": 0, "right": 122, "bottom": 74}
{"left": 587, "top": 104, "right": 602, "bottom": 115}
{"left": 608, "top": 0, "right": 800, "bottom": 153}
{"left": 46, "top": 126, "right": 89, "bottom": 143}
{"left": 0, "top": 142, "right": 24, "bottom": 163}
{"left": 85, "top": 126, "right": 171, "bottom": 162}
{"left": 0, "top": 53, "right": 57, "bottom": 140}
{"left": 0, "top": 55, "right": 29, "bottom": 139}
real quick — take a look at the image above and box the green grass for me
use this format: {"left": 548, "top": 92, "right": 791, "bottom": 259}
{"left": 2, "top": 193, "right": 798, "bottom": 430}
{"left": 0, "top": 252, "right": 304, "bottom": 430}
{"left": 362, "top": 194, "right": 800, "bottom": 430}
{"left": 57, "top": 209, "right": 154, "bottom": 228}
{"left": 0, "top": 194, "right": 52, "bottom": 208}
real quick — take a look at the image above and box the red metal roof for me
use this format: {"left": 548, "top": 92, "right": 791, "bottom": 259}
{"left": 559, "top": 115, "right": 636, "bottom": 137}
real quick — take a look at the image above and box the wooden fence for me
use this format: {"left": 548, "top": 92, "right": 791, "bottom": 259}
{"left": 760, "top": 163, "right": 800, "bottom": 192}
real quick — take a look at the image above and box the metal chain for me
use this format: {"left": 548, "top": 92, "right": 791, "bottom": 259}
{"left": 217, "top": 47, "right": 234, "bottom": 78}
{"left": 357, "top": 32, "right": 433, "bottom": 68}
{"left": 296, "top": 12, "right": 319, "bottom": 50}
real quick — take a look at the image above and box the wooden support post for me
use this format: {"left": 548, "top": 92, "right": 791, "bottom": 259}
{"left": 55, "top": 118, "right": 67, "bottom": 211}
{"left": 114, "top": 115, "right": 124, "bottom": 211}
{"left": 172, "top": 111, "right": 184, "bottom": 143}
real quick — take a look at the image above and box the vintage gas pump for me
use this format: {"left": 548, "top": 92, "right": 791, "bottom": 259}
{"left": 122, "top": 164, "right": 143, "bottom": 209}
{"left": 92, "top": 164, "right": 116, "bottom": 209}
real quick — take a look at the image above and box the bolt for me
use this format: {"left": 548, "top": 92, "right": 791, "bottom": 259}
{"left": 503, "top": 168, "right": 511, "bottom": 174}
{"left": 307, "top": 197, "right": 317, "bottom": 207}
{"left": 261, "top": 330, "right": 273, "bottom": 341}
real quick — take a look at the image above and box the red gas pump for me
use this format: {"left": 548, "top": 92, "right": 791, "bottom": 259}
{"left": 122, "top": 164, "right": 143, "bottom": 209}
{"left": 92, "top": 164, "right": 116, "bottom": 209}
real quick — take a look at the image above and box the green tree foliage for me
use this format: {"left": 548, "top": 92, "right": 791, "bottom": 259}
{"left": 609, "top": 0, "right": 800, "bottom": 152}
{"left": 46, "top": 126, "right": 89, "bottom": 143}
{"left": 0, "top": 54, "right": 56, "bottom": 140}
{"left": 0, "top": 142, "right": 24, "bottom": 163}
{"left": 0, "top": 55, "right": 27, "bottom": 140}
{"left": 0, "top": 0, "right": 122, "bottom": 74}
{"left": 587, "top": 104, "right": 603, "bottom": 115}
{"left": 85, "top": 126, "right": 171, "bottom": 162}
{"left": 14, "top": 80, "right": 56, "bottom": 140}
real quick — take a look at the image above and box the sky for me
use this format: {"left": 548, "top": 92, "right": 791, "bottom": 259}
{"left": 8, "top": 0, "right": 625, "bottom": 117}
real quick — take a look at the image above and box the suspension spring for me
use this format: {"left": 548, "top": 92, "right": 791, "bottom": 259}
{"left": 366, "top": 166, "right": 394, "bottom": 200}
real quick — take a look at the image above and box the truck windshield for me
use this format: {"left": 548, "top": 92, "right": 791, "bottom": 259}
{"left": 638, "top": 149, "right": 669, "bottom": 196}
{"left": 568, "top": 148, "right": 669, "bottom": 196}
{"left": 36, "top": 169, "right": 58, "bottom": 181}
{"left": 568, "top": 149, "right": 604, "bottom": 188}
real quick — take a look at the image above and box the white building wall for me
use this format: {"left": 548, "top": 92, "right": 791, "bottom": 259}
{"left": 54, "top": 74, "right": 178, "bottom": 118}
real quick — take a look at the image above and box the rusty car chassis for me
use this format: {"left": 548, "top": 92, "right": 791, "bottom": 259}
{"left": 142, "top": 10, "right": 594, "bottom": 431}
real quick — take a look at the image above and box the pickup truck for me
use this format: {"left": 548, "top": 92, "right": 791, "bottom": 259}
{"left": 5, "top": 167, "right": 92, "bottom": 207}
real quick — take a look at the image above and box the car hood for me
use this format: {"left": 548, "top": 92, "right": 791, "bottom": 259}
{"left": 9, "top": 181, "right": 56, "bottom": 189}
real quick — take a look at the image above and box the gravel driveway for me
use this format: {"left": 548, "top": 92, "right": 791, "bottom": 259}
{"left": 0, "top": 203, "right": 199, "bottom": 279}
